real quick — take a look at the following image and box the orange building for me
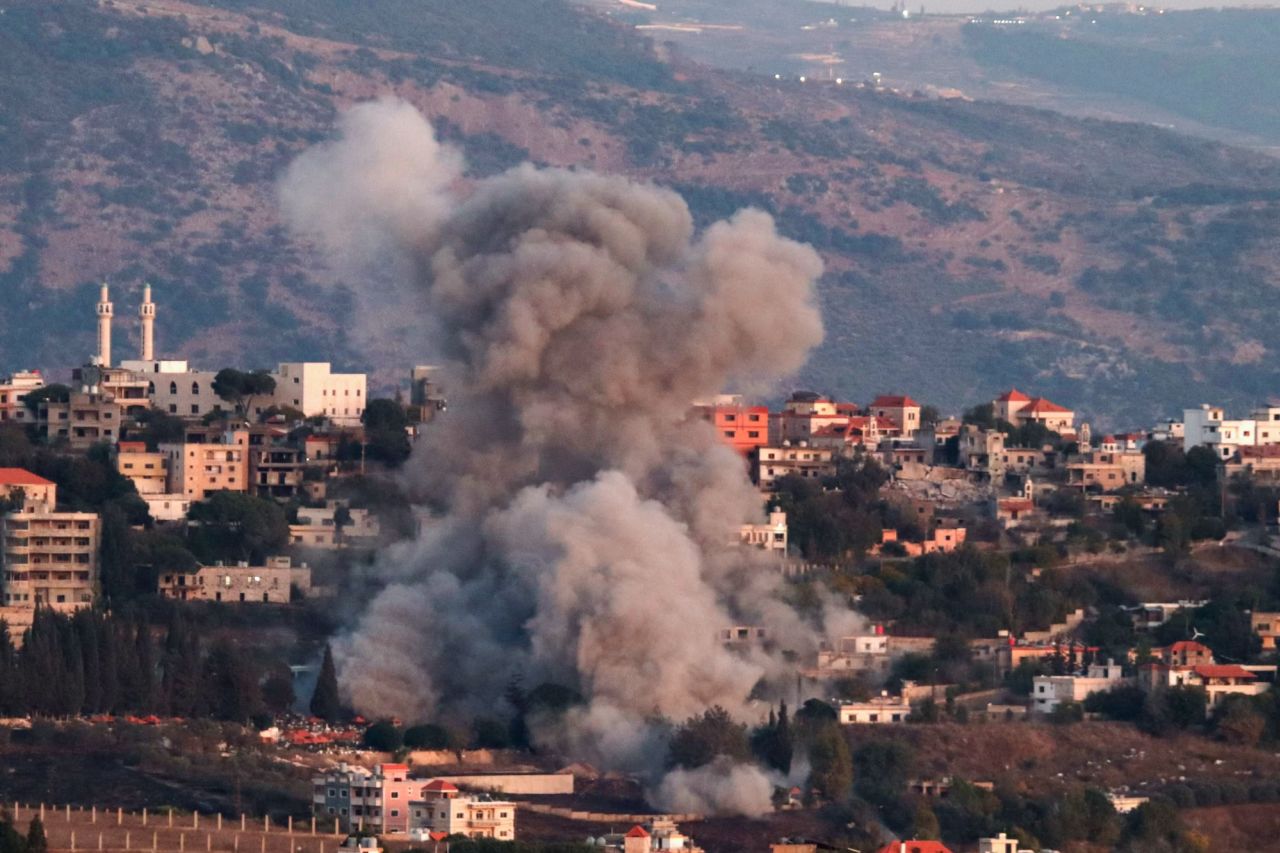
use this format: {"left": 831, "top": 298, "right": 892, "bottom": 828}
{"left": 698, "top": 401, "right": 769, "bottom": 455}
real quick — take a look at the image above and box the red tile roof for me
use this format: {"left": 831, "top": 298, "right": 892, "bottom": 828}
{"left": 871, "top": 395, "right": 920, "bottom": 408}
{"left": 996, "top": 388, "right": 1030, "bottom": 402}
{"left": 1167, "top": 640, "right": 1213, "bottom": 655}
{"left": 0, "top": 468, "right": 54, "bottom": 487}
{"left": 874, "top": 842, "right": 954, "bottom": 853}
{"left": 1193, "top": 665, "right": 1255, "bottom": 680}
{"left": 998, "top": 498, "right": 1034, "bottom": 512}
{"left": 1022, "top": 397, "right": 1072, "bottom": 414}
{"left": 626, "top": 826, "right": 650, "bottom": 838}
{"left": 422, "top": 780, "right": 458, "bottom": 793}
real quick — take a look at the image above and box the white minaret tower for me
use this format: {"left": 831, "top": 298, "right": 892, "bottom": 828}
{"left": 96, "top": 282, "right": 114, "bottom": 367}
{"left": 139, "top": 283, "right": 155, "bottom": 361}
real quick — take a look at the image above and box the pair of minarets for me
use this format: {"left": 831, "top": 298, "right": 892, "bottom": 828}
{"left": 96, "top": 283, "right": 155, "bottom": 368}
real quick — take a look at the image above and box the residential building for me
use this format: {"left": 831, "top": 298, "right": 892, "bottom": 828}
{"left": 158, "top": 556, "right": 311, "bottom": 603}
{"left": 73, "top": 365, "right": 150, "bottom": 417}
{"left": 142, "top": 494, "right": 191, "bottom": 522}
{"left": 250, "top": 445, "right": 305, "bottom": 500}
{"left": 695, "top": 396, "right": 769, "bottom": 455}
{"left": 263, "top": 363, "right": 367, "bottom": 426}
{"left": 811, "top": 629, "right": 935, "bottom": 678}
{"left": 959, "top": 425, "right": 1005, "bottom": 481}
{"left": 769, "top": 391, "right": 858, "bottom": 445}
{"left": 313, "top": 763, "right": 421, "bottom": 834}
{"left": 873, "top": 842, "right": 953, "bottom": 853}
{"left": 160, "top": 429, "right": 249, "bottom": 500}
{"left": 869, "top": 394, "right": 922, "bottom": 438}
{"left": 1252, "top": 611, "right": 1280, "bottom": 651}
{"left": 0, "top": 468, "right": 57, "bottom": 510}
{"left": 1140, "top": 663, "right": 1269, "bottom": 711}
{"left": 40, "top": 389, "right": 122, "bottom": 450}
{"left": 2, "top": 505, "right": 100, "bottom": 625}
{"left": 1158, "top": 640, "right": 1215, "bottom": 667}
{"left": 874, "top": 526, "right": 966, "bottom": 557}
{"left": 1066, "top": 443, "right": 1146, "bottom": 490}
{"left": 596, "top": 818, "right": 702, "bottom": 852}
{"left": 1223, "top": 445, "right": 1280, "bottom": 483}
{"left": 1130, "top": 601, "right": 1207, "bottom": 632}
{"left": 838, "top": 694, "right": 912, "bottom": 724}
{"left": 739, "top": 510, "right": 788, "bottom": 553}
{"left": 1108, "top": 794, "right": 1149, "bottom": 814}
{"left": 1032, "top": 660, "right": 1127, "bottom": 713}
{"left": 978, "top": 834, "right": 1029, "bottom": 853}
{"left": 995, "top": 389, "right": 1074, "bottom": 434}
{"left": 752, "top": 443, "right": 836, "bottom": 490}
{"left": 0, "top": 371, "right": 43, "bottom": 425}
{"left": 409, "top": 780, "right": 515, "bottom": 842}
{"left": 1181, "top": 403, "right": 1280, "bottom": 460}
{"left": 719, "top": 626, "right": 769, "bottom": 649}
{"left": 290, "top": 502, "right": 380, "bottom": 549}
{"left": 115, "top": 442, "right": 169, "bottom": 495}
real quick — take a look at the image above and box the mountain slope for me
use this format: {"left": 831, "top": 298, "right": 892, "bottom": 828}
{"left": 3, "top": 0, "right": 1280, "bottom": 426}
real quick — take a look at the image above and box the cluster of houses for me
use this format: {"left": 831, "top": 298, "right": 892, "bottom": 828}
{"left": 0, "top": 285, "right": 438, "bottom": 638}
{"left": 312, "top": 762, "right": 707, "bottom": 851}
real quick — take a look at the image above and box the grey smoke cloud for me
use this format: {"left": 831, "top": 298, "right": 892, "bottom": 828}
{"left": 280, "top": 98, "right": 839, "bottom": 815}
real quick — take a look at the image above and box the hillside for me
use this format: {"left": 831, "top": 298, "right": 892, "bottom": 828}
{"left": 4, "top": 0, "right": 1280, "bottom": 425}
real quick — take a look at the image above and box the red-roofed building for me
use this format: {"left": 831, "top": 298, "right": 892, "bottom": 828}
{"left": 875, "top": 842, "right": 954, "bottom": 853}
{"left": 994, "top": 389, "right": 1075, "bottom": 434}
{"left": 0, "top": 468, "right": 56, "bottom": 509}
{"left": 1140, "top": 660, "right": 1271, "bottom": 711}
{"left": 771, "top": 392, "right": 858, "bottom": 445}
{"left": 869, "top": 395, "right": 922, "bottom": 438}
{"left": 1160, "top": 640, "right": 1215, "bottom": 667}
{"left": 1225, "top": 444, "right": 1280, "bottom": 482}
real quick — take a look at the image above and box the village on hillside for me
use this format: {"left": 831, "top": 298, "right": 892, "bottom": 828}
{"left": 2, "top": 286, "right": 1280, "bottom": 853}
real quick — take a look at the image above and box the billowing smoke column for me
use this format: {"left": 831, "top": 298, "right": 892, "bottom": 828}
{"left": 281, "top": 99, "right": 842, "bottom": 814}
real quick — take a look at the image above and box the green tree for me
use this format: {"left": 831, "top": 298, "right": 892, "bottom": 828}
{"left": 806, "top": 723, "right": 852, "bottom": 802}
{"left": 25, "top": 817, "right": 46, "bottom": 853}
{"left": 1214, "top": 696, "right": 1265, "bottom": 746}
{"left": 912, "top": 800, "right": 941, "bottom": 840}
{"left": 404, "top": 724, "right": 453, "bottom": 750}
{"left": 667, "top": 706, "right": 750, "bottom": 769}
{"left": 186, "top": 491, "right": 288, "bottom": 563}
{"left": 363, "top": 720, "right": 402, "bottom": 751}
{"left": 212, "top": 368, "right": 276, "bottom": 420}
{"left": 361, "top": 399, "right": 412, "bottom": 467}
{"left": 310, "top": 644, "right": 343, "bottom": 722}
{"left": 21, "top": 384, "right": 69, "bottom": 415}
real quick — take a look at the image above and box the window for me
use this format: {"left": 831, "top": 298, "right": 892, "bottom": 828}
{"left": 169, "top": 381, "right": 178, "bottom": 395}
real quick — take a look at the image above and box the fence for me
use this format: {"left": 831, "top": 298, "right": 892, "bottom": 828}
{"left": 5, "top": 802, "right": 344, "bottom": 853}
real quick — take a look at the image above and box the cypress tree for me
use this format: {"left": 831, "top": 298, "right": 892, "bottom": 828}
{"left": 310, "top": 644, "right": 342, "bottom": 722}
{"left": 26, "top": 815, "right": 47, "bottom": 853}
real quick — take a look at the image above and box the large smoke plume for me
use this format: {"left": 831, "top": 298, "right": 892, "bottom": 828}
{"left": 281, "top": 98, "right": 844, "bottom": 815}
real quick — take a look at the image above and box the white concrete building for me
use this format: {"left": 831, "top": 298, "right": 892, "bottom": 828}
{"left": 409, "top": 780, "right": 515, "bottom": 842}
{"left": 1182, "top": 403, "right": 1280, "bottom": 460}
{"left": 262, "top": 363, "right": 367, "bottom": 426}
{"left": 838, "top": 694, "right": 912, "bottom": 724}
{"left": 739, "top": 510, "right": 788, "bottom": 552}
{"left": 1032, "top": 660, "right": 1127, "bottom": 713}
{"left": 121, "top": 360, "right": 224, "bottom": 418}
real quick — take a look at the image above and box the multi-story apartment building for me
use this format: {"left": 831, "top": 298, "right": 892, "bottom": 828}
{"left": 694, "top": 396, "right": 770, "bottom": 456}
{"left": 869, "top": 394, "right": 922, "bottom": 438}
{"left": 2, "top": 506, "right": 100, "bottom": 617}
{"left": 160, "top": 429, "right": 249, "bottom": 501}
{"left": 314, "top": 764, "right": 435, "bottom": 835}
{"left": 39, "top": 390, "right": 123, "bottom": 450}
{"left": 249, "top": 445, "right": 305, "bottom": 500}
{"left": 751, "top": 443, "right": 836, "bottom": 490}
{"left": 115, "top": 441, "right": 169, "bottom": 495}
{"left": 158, "top": 556, "right": 310, "bottom": 604}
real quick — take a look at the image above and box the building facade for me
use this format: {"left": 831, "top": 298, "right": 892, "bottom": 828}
{"left": 158, "top": 556, "right": 310, "bottom": 603}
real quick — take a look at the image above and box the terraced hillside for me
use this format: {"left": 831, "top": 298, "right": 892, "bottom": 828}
{"left": 3, "top": 0, "right": 1280, "bottom": 425}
